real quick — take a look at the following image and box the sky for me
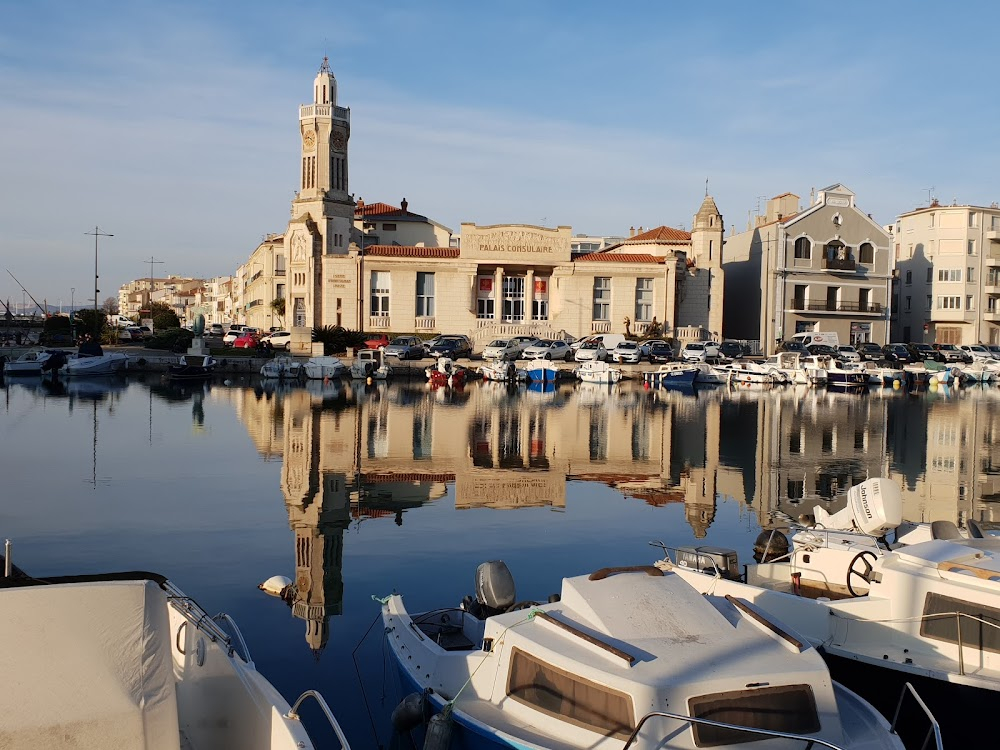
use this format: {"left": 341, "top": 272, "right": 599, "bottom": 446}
{"left": 3, "top": 1, "right": 1000, "bottom": 310}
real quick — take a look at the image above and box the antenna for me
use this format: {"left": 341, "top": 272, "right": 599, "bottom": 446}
{"left": 143, "top": 256, "right": 164, "bottom": 317}
{"left": 925, "top": 186, "right": 936, "bottom": 204}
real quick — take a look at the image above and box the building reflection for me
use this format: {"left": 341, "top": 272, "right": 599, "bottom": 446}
{"left": 219, "top": 375, "right": 1000, "bottom": 649}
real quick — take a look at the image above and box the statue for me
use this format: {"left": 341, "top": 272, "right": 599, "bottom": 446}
{"left": 193, "top": 314, "right": 205, "bottom": 337}
{"left": 648, "top": 317, "right": 662, "bottom": 338}
{"left": 623, "top": 316, "right": 632, "bottom": 337}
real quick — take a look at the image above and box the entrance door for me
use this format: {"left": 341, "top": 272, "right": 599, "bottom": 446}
{"left": 502, "top": 276, "right": 525, "bottom": 323}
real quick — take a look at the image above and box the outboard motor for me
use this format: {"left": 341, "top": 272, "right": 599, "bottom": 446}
{"left": 462, "top": 560, "right": 516, "bottom": 619}
{"left": 813, "top": 477, "right": 903, "bottom": 537}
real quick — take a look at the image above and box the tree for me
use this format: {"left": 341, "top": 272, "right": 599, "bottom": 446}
{"left": 150, "top": 301, "right": 180, "bottom": 330}
{"left": 270, "top": 297, "right": 286, "bottom": 325}
{"left": 76, "top": 308, "right": 107, "bottom": 336}
{"left": 101, "top": 297, "right": 119, "bottom": 314}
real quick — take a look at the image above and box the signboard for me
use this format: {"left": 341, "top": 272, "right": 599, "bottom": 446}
{"left": 479, "top": 278, "right": 493, "bottom": 292}
{"left": 462, "top": 225, "right": 572, "bottom": 263}
{"left": 534, "top": 279, "right": 547, "bottom": 295}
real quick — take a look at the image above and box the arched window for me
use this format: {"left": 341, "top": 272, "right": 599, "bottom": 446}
{"left": 794, "top": 237, "right": 811, "bottom": 260}
{"left": 859, "top": 242, "right": 874, "bottom": 264}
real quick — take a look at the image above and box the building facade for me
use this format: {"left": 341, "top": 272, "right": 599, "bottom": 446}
{"left": 893, "top": 201, "right": 1000, "bottom": 345}
{"left": 723, "top": 185, "right": 892, "bottom": 352}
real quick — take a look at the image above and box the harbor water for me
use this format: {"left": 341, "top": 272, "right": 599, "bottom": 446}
{"left": 1, "top": 373, "right": 997, "bottom": 747}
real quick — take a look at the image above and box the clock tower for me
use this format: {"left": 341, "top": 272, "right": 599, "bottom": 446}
{"left": 287, "top": 57, "right": 355, "bottom": 350}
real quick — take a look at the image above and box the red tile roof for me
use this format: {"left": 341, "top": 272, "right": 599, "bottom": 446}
{"left": 356, "top": 202, "right": 400, "bottom": 217}
{"left": 630, "top": 226, "right": 691, "bottom": 243}
{"left": 364, "top": 245, "right": 460, "bottom": 258}
{"left": 575, "top": 252, "right": 664, "bottom": 263}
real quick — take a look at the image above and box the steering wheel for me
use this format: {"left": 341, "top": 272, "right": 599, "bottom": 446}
{"left": 846, "top": 550, "right": 878, "bottom": 597}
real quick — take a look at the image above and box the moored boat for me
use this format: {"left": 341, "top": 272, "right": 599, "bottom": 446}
{"left": 480, "top": 360, "right": 519, "bottom": 382}
{"left": 574, "top": 359, "right": 622, "bottom": 384}
{"left": 351, "top": 349, "right": 392, "bottom": 380}
{"left": 519, "top": 358, "right": 561, "bottom": 382}
{"left": 2, "top": 348, "right": 59, "bottom": 376}
{"left": 642, "top": 362, "right": 699, "bottom": 388}
{"left": 301, "top": 355, "right": 347, "bottom": 380}
{"left": 167, "top": 353, "right": 217, "bottom": 381}
{"left": 261, "top": 355, "right": 303, "bottom": 379}
{"left": 426, "top": 356, "right": 468, "bottom": 387}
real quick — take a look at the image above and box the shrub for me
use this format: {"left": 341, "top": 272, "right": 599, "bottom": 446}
{"left": 147, "top": 328, "right": 194, "bottom": 351}
{"left": 312, "top": 325, "right": 366, "bottom": 354}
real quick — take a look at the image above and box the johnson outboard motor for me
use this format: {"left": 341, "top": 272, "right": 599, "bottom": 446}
{"left": 462, "top": 560, "right": 516, "bottom": 619}
{"left": 813, "top": 477, "right": 903, "bottom": 537}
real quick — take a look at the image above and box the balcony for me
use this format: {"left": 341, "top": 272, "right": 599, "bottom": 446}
{"left": 789, "top": 301, "right": 883, "bottom": 314}
{"left": 984, "top": 311, "right": 1000, "bottom": 322}
{"left": 987, "top": 229, "right": 1000, "bottom": 242}
{"left": 368, "top": 316, "right": 391, "bottom": 329}
{"left": 415, "top": 317, "right": 436, "bottom": 331}
{"left": 823, "top": 257, "right": 857, "bottom": 271}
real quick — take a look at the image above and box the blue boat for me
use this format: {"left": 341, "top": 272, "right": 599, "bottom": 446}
{"left": 520, "top": 359, "right": 560, "bottom": 382}
{"left": 643, "top": 364, "right": 698, "bottom": 389}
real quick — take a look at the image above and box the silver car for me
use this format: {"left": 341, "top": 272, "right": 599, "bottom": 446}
{"left": 610, "top": 341, "right": 642, "bottom": 364}
{"left": 383, "top": 335, "right": 426, "bottom": 360}
{"left": 482, "top": 339, "right": 521, "bottom": 360}
{"left": 522, "top": 339, "right": 572, "bottom": 361}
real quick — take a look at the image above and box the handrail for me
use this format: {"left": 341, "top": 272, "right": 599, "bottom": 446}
{"left": 165, "top": 585, "right": 236, "bottom": 652}
{"left": 890, "top": 682, "right": 943, "bottom": 750}
{"left": 649, "top": 541, "right": 726, "bottom": 579}
{"left": 622, "top": 709, "right": 845, "bottom": 749}
{"left": 213, "top": 612, "right": 254, "bottom": 666}
{"left": 285, "top": 689, "right": 352, "bottom": 749}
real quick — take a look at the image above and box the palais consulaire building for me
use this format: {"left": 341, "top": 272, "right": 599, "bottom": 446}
{"left": 244, "top": 59, "right": 724, "bottom": 352}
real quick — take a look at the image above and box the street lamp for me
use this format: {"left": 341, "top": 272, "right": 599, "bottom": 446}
{"left": 85, "top": 226, "right": 113, "bottom": 336}
{"left": 70, "top": 287, "right": 76, "bottom": 341}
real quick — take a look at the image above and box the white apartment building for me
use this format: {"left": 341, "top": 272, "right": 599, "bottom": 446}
{"left": 894, "top": 200, "right": 1000, "bottom": 345}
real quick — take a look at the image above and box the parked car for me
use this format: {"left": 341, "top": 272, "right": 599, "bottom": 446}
{"left": 836, "top": 345, "right": 861, "bottom": 363}
{"left": 509, "top": 335, "right": 540, "bottom": 357}
{"left": 232, "top": 331, "right": 260, "bottom": 349}
{"left": 119, "top": 327, "right": 145, "bottom": 344}
{"left": 363, "top": 333, "right": 391, "bottom": 350}
{"left": 776, "top": 340, "right": 809, "bottom": 355}
{"left": 610, "top": 341, "right": 642, "bottom": 364}
{"left": 961, "top": 344, "right": 994, "bottom": 361}
{"left": 857, "top": 342, "right": 884, "bottom": 361}
{"left": 383, "top": 335, "right": 427, "bottom": 360}
{"left": 207, "top": 323, "right": 225, "bottom": 337}
{"left": 932, "top": 342, "right": 970, "bottom": 363}
{"left": 522, "top": 339, "right": 573, "bottom": 361}
{"left": 427, "top": 335, "right": 473, "bottom": 359}
{"left": 138, "top": 325, "right": 153, "bottom": 340}
{"left": 263, "top": 331, "right": 292, "bottom": 351}
{"left": 481, "top": 339, "right": 521, "bottom": 361}
{"left": 986, "top": 345, "right": 1000, "bottom": 360}
{"left": 574, "top": 340, "right": 608, "bottom": 362}
{"left": 222, "top": 330, "right": 242, "bottom": 347}
{"left": 881, "top": 343, "right": 911, "bottom": 363}
{"left": 907, "top": 342, "right": 943, "bottom": 362}
{"left": 680, "top": 341, "right": 720, "bottom": 363}
{"left": 807, "top": 344, "right": 839, "bottom": 357}
{"left": 644, "top": 340, "right": 674, "bottom": 363}
{"left": 718, "top": 341, "right": 746, "bottom": 361}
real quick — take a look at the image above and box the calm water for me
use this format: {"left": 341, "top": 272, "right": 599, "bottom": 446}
{"left": 2, "top": 372, "right": 998, "bottom": 747}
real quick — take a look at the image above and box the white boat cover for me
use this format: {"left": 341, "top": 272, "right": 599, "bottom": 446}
{"left": 0, "top": 579, "right": 180, "bottom": 750}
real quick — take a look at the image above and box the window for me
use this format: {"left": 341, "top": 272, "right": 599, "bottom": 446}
{"left": 794, "top": 237, "right": 811, "bottom": 260}
{"left": 412, "top": 409, "right": 432, "bottom": 459}
{"left": 859, "top": 288, "right": 871, "bottom": 311}
{"left": 792, "top": 284, "right": 806, "bottom": 309}
{"left": 938, "top": 269, "right": 962, "bottom": 282}
{"left": 905, "top": 296, "right": 912, "bottom": 311}
{"left": 969, "top": 240, "right": 976, "bottom": 255}
{"left": 859, "top": 243, "right": 874, "bottom": 264}
{"left": 276, "top": 254, "right": 286, "bottom": 274}
{"left": 921, "top": 593, "right": 1000, "bottom": 654}
{"left": 937, "top": 296, "right": 961, "bottom": 309}
{"left": 293, "top": 297, "right": 306, "bottom": 327}
{"left": 532, "top": 277, "right": 549, "bottom": 321}
{"left": 689, "top": 685, "right": 820, "bottom": 747}
{"left": 927, "top": 268, "right": 933, "bottom": 283}
{"left": 507, "top": 648, "right": 634, "bottom": 739}
{"left": 929, "top": 213, "right": 935, "bottom": 228}
{"left": 382, "top": 223, "right": 397, "bottom": 232}
{"left": 968, "top": 267, "right": 976, "bottom": 283}
{"left": 276, "top": 283, "right": 285, "bottom": 299}
{"left": 905, "top": 270, "right": 912, "bottom": 285}
{"left": 416, "top": 272, "right": 435, "bottom": 317}
{"left": 826, "top": 286, "right": 840, "bottom": 311}
{"left": 926, "top": 295, "right": 932, "bottom": 310}
{"left": 635, "top": 278, "right": 653, "bottom": 321}
{"left": 592, "top": 277, "right": 611, "bottom": 321}
{"left": 969, "top": 212, "right": 978, "bottom": 228}
{"left": 502, "top": 276, "right": 525, "bottom": 322}
{"left": 477, "top": 276, "right": 495, "bottom": 319}
{"left": 370, "top": 271, "right": 390, "bottom": 317}
{"left": 787, "top": 479, "right": 804, "bottom": 501}
{"left": 967, "top": 295, "right": 975, "bottom": 311}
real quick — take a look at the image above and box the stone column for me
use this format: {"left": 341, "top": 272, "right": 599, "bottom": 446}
{"left": 525, "top": 269, "right": 535, "bottom": 325}
{"left": 494, "top": 267, "right": 504, "bottom": 322}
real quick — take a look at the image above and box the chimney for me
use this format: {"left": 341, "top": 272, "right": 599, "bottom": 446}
{"left": 357, "top": 197, "right": 364, "bottom": 209}
{"left": 401, "top": 197, "right": 408, "bottom": 213}
{"left": 629, "top": 226, "right": 635, "bottom": 238}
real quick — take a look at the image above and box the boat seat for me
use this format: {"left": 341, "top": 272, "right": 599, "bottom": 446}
{"left": 931, "top": 520, "right": 962, "bottom": 540}
{"left": 0, "top": 579, "right": 181, "bottom": 750}
{"left": 967, "top": 519, "right": 986, "bottom": 539}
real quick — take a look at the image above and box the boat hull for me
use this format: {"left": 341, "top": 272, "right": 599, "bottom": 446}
{"left": 62, "top": 353, "right": 129, "bottom": 377}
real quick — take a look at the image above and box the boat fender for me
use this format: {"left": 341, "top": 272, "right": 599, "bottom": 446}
{"left": 753, "top": 530, "right": 789, "bottom": 563}
{"left": 390, "top": 690, "right": 428, "bottom": 733}
{"left": 423, "top": 707, "right": 454, "bottom": 750}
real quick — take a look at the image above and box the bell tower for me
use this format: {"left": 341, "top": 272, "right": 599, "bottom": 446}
{"left": 287, "top": 58, "right": 356, "bottom": 349}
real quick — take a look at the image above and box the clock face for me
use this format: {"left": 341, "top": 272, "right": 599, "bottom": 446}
{"left": 303, "top": 130, "right": 316, "bottom": 149}
{"left": 332, "top": 131, "right": 346, "bottom": 151}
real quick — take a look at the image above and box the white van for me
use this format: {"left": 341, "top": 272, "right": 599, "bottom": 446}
{"left": 790, "top": 331, "right": 840, "bottom": 349}
{"left": 110, "top": 314, "right": 134, "bottom": 328}
{"left": 572, "top": 333, "right": 627, "bottom": 352}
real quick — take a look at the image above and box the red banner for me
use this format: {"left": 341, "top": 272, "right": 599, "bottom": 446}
{"left": 479, "top": 278, "right": 493, "bottom": 292}
{"left": 534, "top": 279, "right": 547, "bottom": 294}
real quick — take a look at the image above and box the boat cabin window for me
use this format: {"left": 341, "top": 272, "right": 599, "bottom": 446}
{"left": 921, "top": 593, "right": 1000, "bottom": 653}
{"left": 507, "top": 647, "right": 634, "bottom": 739}
{"left": 688, "top": 685, "right": 820, "bottom": 747}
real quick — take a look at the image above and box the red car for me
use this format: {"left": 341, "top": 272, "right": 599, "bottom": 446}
{"left": 364, "top": 334, "right": 390, "bottom": 349}
{"left": 233, "top": 331, "right": 260, "bottom": 349}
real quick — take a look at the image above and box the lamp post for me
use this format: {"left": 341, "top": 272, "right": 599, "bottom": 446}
{"left": 70, "top": 287, "right": 76, "bottom": 341}
{"left": 85, "top": 226, "right": 113, "bottom": 336}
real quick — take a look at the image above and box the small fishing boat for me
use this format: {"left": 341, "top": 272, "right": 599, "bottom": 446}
{"left": 642, "top": 362, "right": 699, "bottom": 388}
{"left": 825, "top": 360, "right": 869, "bottom": 388}
{"left": 762, "top": 352, "right": 827, "bottom": 385}
{"left": 425, "top": 356, "right": 468, "bottom": 387}
{"left": 351, "top": 348, "right": 392, "bottom": 380}
{"left": 301, "top": 355, "right": 347, "bottom": 380}
{"left": 479, "top": 360, "right": 519, "bottom": 382}
{"left": 0, "top": 548, "right": 351, "bottom": 750}
{"left": 167, "top": 353, "right": 216, "bottom": 381}
{"left": 519, "top": 358, "right": 560, "bottom": 383}
{"left": 574, "top": 359, "right": 622, "bottom": 384}
{"left": 2, "top": 348, "right": 57, "bottom": 376}
{"left": 383, "top": 559, "right": 927, "bottom": 750}
{"left": 717, "top": 361, "right": 786, "bottom": 385}
{"left": 44, "top": 350, "right": 130, "bottom": 377}
{"left": 261, "top": 355, "right": 303, "bottom": 379}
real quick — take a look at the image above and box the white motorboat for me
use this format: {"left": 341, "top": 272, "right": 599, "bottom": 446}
{"left": 261, "top": 355, "right": 303, "bottom": 379}
{"left": 956, "top": 361, "right": 996, "bottom": 383}
{"left": 479, "top": 360, "right": 519, "bottom": 382}
{"left": 825, "top": 360, "right": 868, "bottom": 388}
{"left": 0, "top": 559, "right": 351, "bottom": 750}
{"left": 519, "top": 358, "right": 561, "bottom": 383}
{"left": 57, "top": 351, "right": 130, "bottom": 377}
{"left": 762, "top": 352, "right": 827, "bottom": 385}
{"left": 3, "top": 348, "right": 58, "bottom": 376}
{"left": 717, "top": 360, "right": 787, "bottom": 385}
{"left": 382, "top": 560, "right": 928, "bottom": 750}
{"left": 574, "top": 359, "right": 622, "bottom": 384}
{"left": 301, "top": 355, "right": 346, "bottom": 380}
{"left": 426, "top": 356, "right": 470, "bottom": 387}
{"left": 351, "top": 349, "right": 392, "bottom": 380}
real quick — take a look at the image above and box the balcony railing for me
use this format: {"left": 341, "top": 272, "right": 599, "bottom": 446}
{"left": 823, "top": 257, "right": 857, "bottom": 271}
{"left": 275, "top": 268, "right": 285, "bottom": 276}
{"left": 368, "top": 316, "right": 391, "bottom": 329}
{"left": 790, "top": 300, "right": 882, "bottom": 314}
{"left": 591, "top": 321, "right": 612, "bottom": 334}
{"left": 415, "top": 317, "right": 436, "bottom": 331}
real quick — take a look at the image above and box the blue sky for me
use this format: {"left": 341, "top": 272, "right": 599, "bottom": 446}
{"left": 3, "top": 1, "right": 999, "bottom": 307}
